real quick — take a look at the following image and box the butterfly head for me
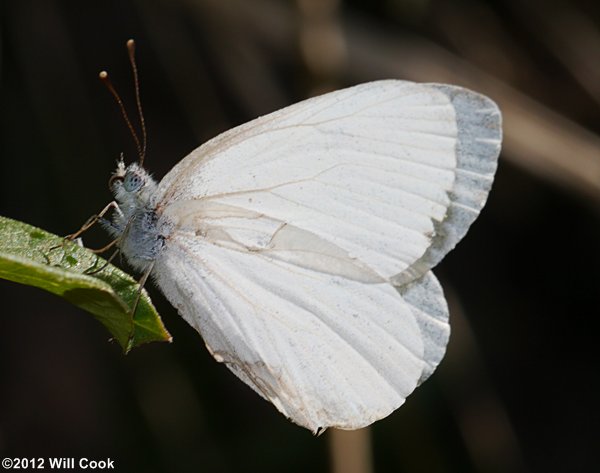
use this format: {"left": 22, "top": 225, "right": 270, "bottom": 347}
{"left": 109, "top": 158, "right": 157, "bottom": 208}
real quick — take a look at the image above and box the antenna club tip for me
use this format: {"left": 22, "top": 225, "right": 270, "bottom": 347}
{"left": 99, "top": 71, "right": 109, "bottom": 79}
{"left": 127, "top": 39, "right": 136, "bottom": 50}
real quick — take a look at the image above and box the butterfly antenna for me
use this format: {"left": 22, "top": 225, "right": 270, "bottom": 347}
{"left": 99, "top": 70, "right": 143, "bottom": 162}
{"left": 126, "top": 39, "right": 147, "bottom": 166}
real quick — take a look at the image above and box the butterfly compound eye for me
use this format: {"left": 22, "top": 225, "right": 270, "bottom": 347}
{"left": 123, "top": 171, "right": 144, "bottom": 192}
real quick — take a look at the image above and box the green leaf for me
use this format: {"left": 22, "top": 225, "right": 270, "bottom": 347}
{"left": 0, "top": 215, "right": 171, "bottom": 352}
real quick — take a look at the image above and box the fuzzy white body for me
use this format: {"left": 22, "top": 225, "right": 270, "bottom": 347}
{"left": 107, "top": 163, "right": 168, "bottom": 270}
{"left": 105, "top": 80, "right": 502, "bottom": 433}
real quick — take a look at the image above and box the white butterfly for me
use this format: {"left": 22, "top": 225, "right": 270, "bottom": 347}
{"left": 104, "top": 80, "right": 501, "bottom": 433}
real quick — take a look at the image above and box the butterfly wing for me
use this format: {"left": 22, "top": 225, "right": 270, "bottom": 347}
{"left": 153, "top": 236, "right": 448, "bottom": 431}
{"left": 157, "top": 81, "right": 501, "bottom": 283}
{"left": 153, "top": 80, "right": 501, "bottom": 430}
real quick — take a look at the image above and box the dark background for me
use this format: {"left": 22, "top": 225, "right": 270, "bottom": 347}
{"left": 1, "top": 1, "right": 598, "bottom": 472}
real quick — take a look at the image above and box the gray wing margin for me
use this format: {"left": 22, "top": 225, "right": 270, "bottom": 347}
{"left": 392, "top": 85, "right": 502, "bottom": 286}
{"left": 398, "top": 271, "right": 450, "bottom": 385}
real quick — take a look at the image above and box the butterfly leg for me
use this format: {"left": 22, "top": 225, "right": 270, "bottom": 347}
{"left": 125, "top": 260, "right": 155, "bottom": 352}
{"left": 84, "top": 246, "right": 121, "bottom": 275}
{"left": 50, "top": 201, "right": 122, "bottom": 253}
{"left": 65, "top": 201, "right": 122, "bottom": 241}
{"left": 49, "top": 201, "right": 123, "bottom": 266}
